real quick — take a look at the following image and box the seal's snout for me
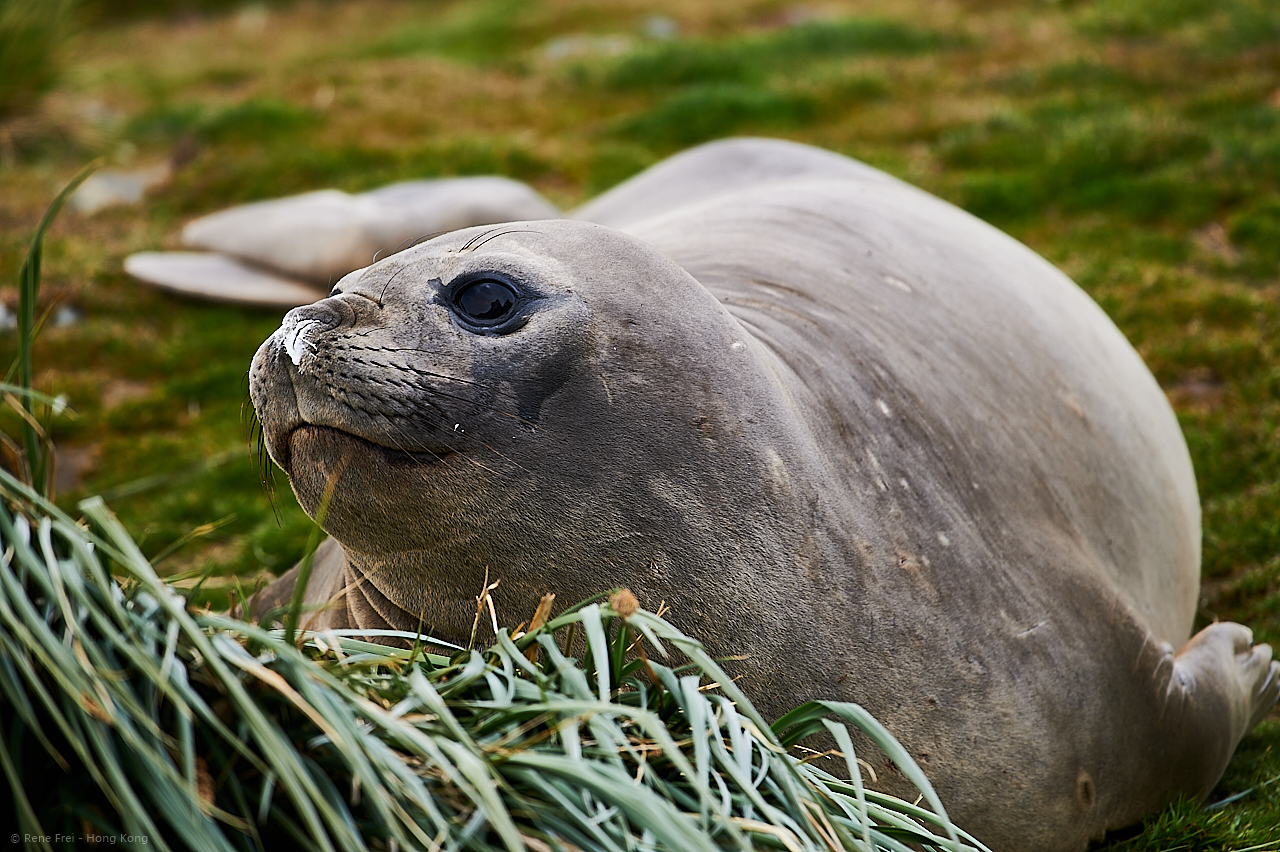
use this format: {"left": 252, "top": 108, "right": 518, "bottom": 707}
{"left": 278, "top": 301, "right": 343, "bottom": 367}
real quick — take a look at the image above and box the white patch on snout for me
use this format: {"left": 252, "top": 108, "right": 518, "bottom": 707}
{"left": 281, "top": 317, "right": 322, "bottom": 366}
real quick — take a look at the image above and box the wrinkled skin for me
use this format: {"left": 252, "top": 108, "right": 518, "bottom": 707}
{"left": 249, "top": 139, "right": 1280, "bottom": 852}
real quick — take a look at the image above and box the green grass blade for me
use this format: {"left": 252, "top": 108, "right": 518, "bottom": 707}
{"left": 14, "top": 161, "right": 97, "bottom": 496}
{"left": 504, "top": 751, "right": 722, "bottom": 852}
{"left": 817, "top": 700, "right": 962, "bottom": 850}
{"left": 820, "top": 718, "right": 872, "bottom": 851}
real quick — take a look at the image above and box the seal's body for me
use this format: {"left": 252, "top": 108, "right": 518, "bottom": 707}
{"left": 249, "top": 139, "right": 1278, "bottom": 852}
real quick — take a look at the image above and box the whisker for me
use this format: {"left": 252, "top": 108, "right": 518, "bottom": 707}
{"left": 338, "top": 346, "right": 531, "bottom": 408}
{"left": 331, "top": 393, "right": 452, "bottom": 466}
{"left": 242, "top": 392, "right": 282, "bottom": 523}
{"left": 408, "top": 230, "right": 450, "bottom": 249}
{"left": 460, "top": 225, "right": 508, "bottom": 252}
{"left": 377, "top": 353, "right": 524, "bottom": 396}
{"left": 451, "top": 431, "right": 530, "bottom": 475}
{"left": 392, "top": 368, "right": 531, "bottom": 414}
{"left": 323, "top": 356, "right": 528, "bottom": 424}
{"left": 413, "top": 384, "right": 536, "bottom": 428}
{"left": 371, "top": 410, "right": 503, "bottom": 476}
{"left": 374, "top": 233, "right": 425, "bottom": 265}
{"left": 377, "top": 261, "right": 415, "bottom": 309}
{"left": 334, "top": 377, "right": 532, "bottom": 477}
{"left": 386, "top": 230, "right": 452, "bottom": 260}
{"left": 464, "top": 228, "right": 541, "bottom": 254}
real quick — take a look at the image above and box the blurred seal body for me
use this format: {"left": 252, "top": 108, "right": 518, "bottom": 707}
{"left": 249, "top": 138, "right": 1279, "bottom": 852}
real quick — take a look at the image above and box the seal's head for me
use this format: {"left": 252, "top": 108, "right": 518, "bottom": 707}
{"left": 250, "top": 220, "right": 798, "bottom": 638}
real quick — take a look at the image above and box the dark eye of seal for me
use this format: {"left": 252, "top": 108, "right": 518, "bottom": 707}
{"left": 454, "top": 279, "right": 517, "bottom": 325}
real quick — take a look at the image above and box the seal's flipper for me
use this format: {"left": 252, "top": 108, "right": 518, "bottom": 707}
{"left": 246, "top": 536, "right": 350, "bottom": 630}
{"left": 182, "top": 178, "right": 561, "bottom": 285}
{"left": 1163, "top": 622, "right": 1280, "bottom": 791}
{"left": 124, "top": 251, "right": 326, "bottom": 309}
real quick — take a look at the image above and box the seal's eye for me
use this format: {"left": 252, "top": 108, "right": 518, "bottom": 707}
{"left": 454, "top": 279, "right": 517, "bottom": 324}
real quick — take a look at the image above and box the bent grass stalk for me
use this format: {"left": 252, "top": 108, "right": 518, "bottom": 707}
{"left": 284, "top": 452, "right": 349, "bottom": 645}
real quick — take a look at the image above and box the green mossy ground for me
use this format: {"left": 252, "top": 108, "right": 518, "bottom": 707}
{"left": 1, "top": 0, "right": 1277, "bottom": 847}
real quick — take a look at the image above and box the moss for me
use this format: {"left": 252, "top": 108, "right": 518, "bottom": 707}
{"left": 359, "top": 0, "right": 530, "bottom": 64}
{"left": 1228, "top": 199, "right": 1280, "bottom": 277}
{"left": 611, "top": 83, "right": 815, "bottom": 149}
{"left": 603, "top": 40, "right": 761, "bottom": 91}
{"left": 1079, "top": 0, "right": 1218, "bottom": 37}
{"left": 0, "top": 0, "right": 75, "bottom": 120}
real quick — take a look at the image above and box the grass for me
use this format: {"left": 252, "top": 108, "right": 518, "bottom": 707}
{"left": 0, "top": 472, "right": 982, "bottom": 851}
{"left": 610, "top": 83, "right": 818, "bottom": 148}
{"left": 596, "top": 16, "right": 945, "bottom": 92}
{"left": 0, "top": 0, "right": 76, "bottom": 122}
{"left": 0, "top": 0, "right": 1277, "bottom": 847}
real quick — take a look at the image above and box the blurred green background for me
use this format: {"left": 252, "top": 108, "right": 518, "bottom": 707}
{"left": 1, "top": 0, "right": 1278, "bottom": 847}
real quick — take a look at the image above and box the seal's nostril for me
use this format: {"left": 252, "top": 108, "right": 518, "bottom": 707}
{"left": 278, "top": 301, "right": 344, "bottom": 367}
{"left": 283, "top": 300, "right": 343, "bottom": 328}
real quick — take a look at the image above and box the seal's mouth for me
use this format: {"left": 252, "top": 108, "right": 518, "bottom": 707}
{"left": 285, "top": 423, "right": 457, "bottom": 473}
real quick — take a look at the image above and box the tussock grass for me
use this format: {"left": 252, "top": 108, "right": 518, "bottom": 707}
{"left": 0, "top": 475, "right": 985, "bottom": 851}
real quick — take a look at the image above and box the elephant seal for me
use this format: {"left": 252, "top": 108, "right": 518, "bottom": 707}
{"left": 125, "top": 176, "right": 560, "bottom": 307}
{"left": 125, "top": 138, "right": 896, "bottom": 307}
{"left": 248, "top": 138, "right": 1279, "bottom": 852}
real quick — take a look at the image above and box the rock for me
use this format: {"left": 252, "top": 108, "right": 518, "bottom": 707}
{"left": 70, "top": 164, "right": 171, "bottom": 215}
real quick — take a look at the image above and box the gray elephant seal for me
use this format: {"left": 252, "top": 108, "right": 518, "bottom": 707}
{"left": 249, "top": 138, "right": 1279, "bottom": 852}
